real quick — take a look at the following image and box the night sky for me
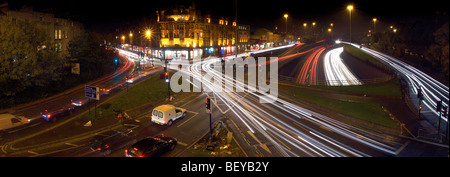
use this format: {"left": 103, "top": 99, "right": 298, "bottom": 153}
{"left": 2, "top": 0, "right": 448, "bottom": 34}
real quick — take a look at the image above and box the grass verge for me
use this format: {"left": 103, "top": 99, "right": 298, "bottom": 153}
{"left": 280, "top": 82, "right": 399, "bottom": 129}
{"left": 309, "top": 79, "right": 402, "bottom": 97}
{"left": 92, "top": 73, "right": 172, "bottom": 119}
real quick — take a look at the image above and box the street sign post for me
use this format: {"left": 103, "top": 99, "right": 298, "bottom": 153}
{"left": 85, "top": 85, "right": 100, "bottom": 100}
{"left": 86, "top": 85, "right": 100, "bottom": 117}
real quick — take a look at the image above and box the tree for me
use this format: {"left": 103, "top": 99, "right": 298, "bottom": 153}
{"left": 0, "top": 17, "right": 65, "bottom": 97}
{"left": 68, "top": 31, "right": 116, "bottom": 82}
{"left": 427, "top": 22, "right": 449, "bottom": 79}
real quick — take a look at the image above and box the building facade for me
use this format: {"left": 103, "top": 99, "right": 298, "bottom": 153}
{"left": 156, "top": 3, "right": 250, "bottom": 60}
{"left": 1, "top": 3, "right": 84, "bottom": 56}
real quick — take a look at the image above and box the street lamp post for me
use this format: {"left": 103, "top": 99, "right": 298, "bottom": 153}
{"left": 129, "top": 32, "right": 133, "bottom": 45}
{"left": 145, "top": 29, "right": 153, "bottom": 66}
{"left": 373, "top": 18, "right": 377, "bottom": 33}
{"left": 347, "top": 5, "right": 353, "bottom": 43}
{"left": 312, "top": 22, "right": 316, "bottom": 36}
{"left": 284, "top": 14, "right": 288, "bottom": 34}
{"left": 303, "top": 23, "right": 307, "bottom": 36}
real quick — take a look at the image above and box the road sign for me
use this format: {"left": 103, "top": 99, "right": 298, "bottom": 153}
{"left": 85, "top": 85, "right": 100, "bottom": 100}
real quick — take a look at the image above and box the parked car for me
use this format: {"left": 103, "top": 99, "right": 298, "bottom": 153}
{"left": 125, "top": 135, "right": 177, "bottom": 157}
{"left": 151, "top": 105, "right": 186, "bottom": 126}
{"left": 41, "top": 105, "right": 75, "bottom": 122}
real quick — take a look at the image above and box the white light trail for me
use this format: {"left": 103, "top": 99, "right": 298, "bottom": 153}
{"left": 324, "top": 47, "right": 362, "bottom": 86}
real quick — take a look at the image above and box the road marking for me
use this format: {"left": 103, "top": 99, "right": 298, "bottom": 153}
{"left": 27, "top": 150, "right": 39, "bottom": 155}
{"left": 266, "top": 130, "right": 291, "bottom": 151}
{"left": 247, "top": 131, "right": 272, "bottom": 154}
{"left": 303, "top": 117, "right": 333, "bottom": 133}
{"left": 30, "top": 143, "right": 85, "bottom": 157}
{"left": 65, "top": 142, "right": 78, "bottom": 147}
{"left": 395, "top": 141, "right": 410, "bottom": 155}
{"left": 178, "top": 141, "right": 188, "bottom": 146}
{"left": 177, "top": 112, "right": 198, "bottom": 128}
{"left": 7, "top": 122, "right": 42, "bottom": 134}
{"left": 179, "top": 93, "right": 202, "bottom": 108}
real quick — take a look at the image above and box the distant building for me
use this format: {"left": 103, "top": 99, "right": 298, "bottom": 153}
{"left": 250, "top": 28, "right": 294, "bottom": 50}
{"left": 155, "top": 2, "right": 250, "bottom": 59}
{"left": 0, "top": 3, "right": 84, "bottom": 56}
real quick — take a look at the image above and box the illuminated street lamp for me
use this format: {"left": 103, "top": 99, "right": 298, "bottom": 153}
{"left": 347, "top": 5, "right": 353, "bottom": 42}
{"left": 145, "top": 29, "right": 153, "bottom": 65}
{"left": 284, "top": 14, "right": 289, "bottom": 34}
{"left": 121, "top": 35, "right": 125, "bottom": 44}
{"left": 373, "top": 18, "right": 377, "bottom": 33}
{"left": 145, "top": 30, "right": 151, "bottom": 39}
{"left": 303, "top": 23, "right": 307, "bottom": 35}
{"left": 129, "top": 32, "right": 133, "bottom": 45}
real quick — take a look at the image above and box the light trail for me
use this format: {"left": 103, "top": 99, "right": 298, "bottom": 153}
{"left": 296, "top": 47, "right": 326, "bottom": 85}
{"left": 173, "top": 46, "right": 401, "bottom": 157}
{"left": 323, "top": 47, "right": 362, "bottom": 86}
{"left": 345, "top": 43, "right": 448, "bottom": 126}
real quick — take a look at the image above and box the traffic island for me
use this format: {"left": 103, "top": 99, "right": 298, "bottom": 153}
{"left": 187, "top": 120, "right": 246, "bottom": 157}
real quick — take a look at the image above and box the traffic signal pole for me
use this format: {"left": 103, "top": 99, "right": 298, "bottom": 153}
{"left": 436, "top": 99, "right": 442, "bottom": 142}
{"left": 165, "top": 60, "right": 171, "bottom": 101}
{"left": 206, "top": 98, "right": 212, "bottom": 141}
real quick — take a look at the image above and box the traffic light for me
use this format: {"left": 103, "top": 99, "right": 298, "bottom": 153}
{"left": 165, "top": 72, "right": 169, "bottom": 83}
{"left": 205, "top": 98, "right": 211, "bottom": 111}
{"left": 443, "top": 106, "right": 447, "bottom": 117}
{"left": 436, "top": 100, "right": 442, "bottom": 112}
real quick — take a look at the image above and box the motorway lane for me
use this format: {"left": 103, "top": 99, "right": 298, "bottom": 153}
{"left": 296, "top": 47, "right": 326, "bottom": 85}
{"left": 1, "top": 44, "right": 409, "bottom": 157}
{"left": 323, "top": 47, "right": 362, "bottom": 86}
{"left": 185, "top": 50, "right": 404, "bottom": 157}
{"left": 350, "top": 43, "right": 449, "bottom": 137}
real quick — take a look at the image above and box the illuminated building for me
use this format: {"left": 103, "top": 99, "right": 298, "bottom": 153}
{"left": 156, "top": 2, "right": 250, "bottom": 59}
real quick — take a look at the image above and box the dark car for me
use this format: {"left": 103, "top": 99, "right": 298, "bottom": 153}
{"left": 41, "top": 105, "right": 75, "bottom": 122}
{"left": 89, "top": 129, "right": 138, "bottom": 156}
{"left": 125, "top": 135, "right": 177, "bottom": 157}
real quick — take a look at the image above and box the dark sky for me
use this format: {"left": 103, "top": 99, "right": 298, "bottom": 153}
{"left": 2, "top": 0, "right": 447, "bottom": 34}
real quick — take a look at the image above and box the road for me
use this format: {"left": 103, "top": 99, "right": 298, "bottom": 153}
{"left": 323, "top": 47, "right": 362, "bottom": 86}
{"left": 179, "top": 46, "right": 404, "bottom": 157}
{"left": 349, "top": 43, "right": 449, "bottom": 140}
{"left": 0, "top": 49, "right": 163, "bottom": 155}
{"left": 2, "top": 42, "right": 433, "bottom": 157}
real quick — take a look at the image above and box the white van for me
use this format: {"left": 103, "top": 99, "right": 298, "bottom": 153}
{"left": 151, "top": 105, "right": 186, "bottom": 126}
{"left": 0, "top": 113, "right": 30, "bottom": 131}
